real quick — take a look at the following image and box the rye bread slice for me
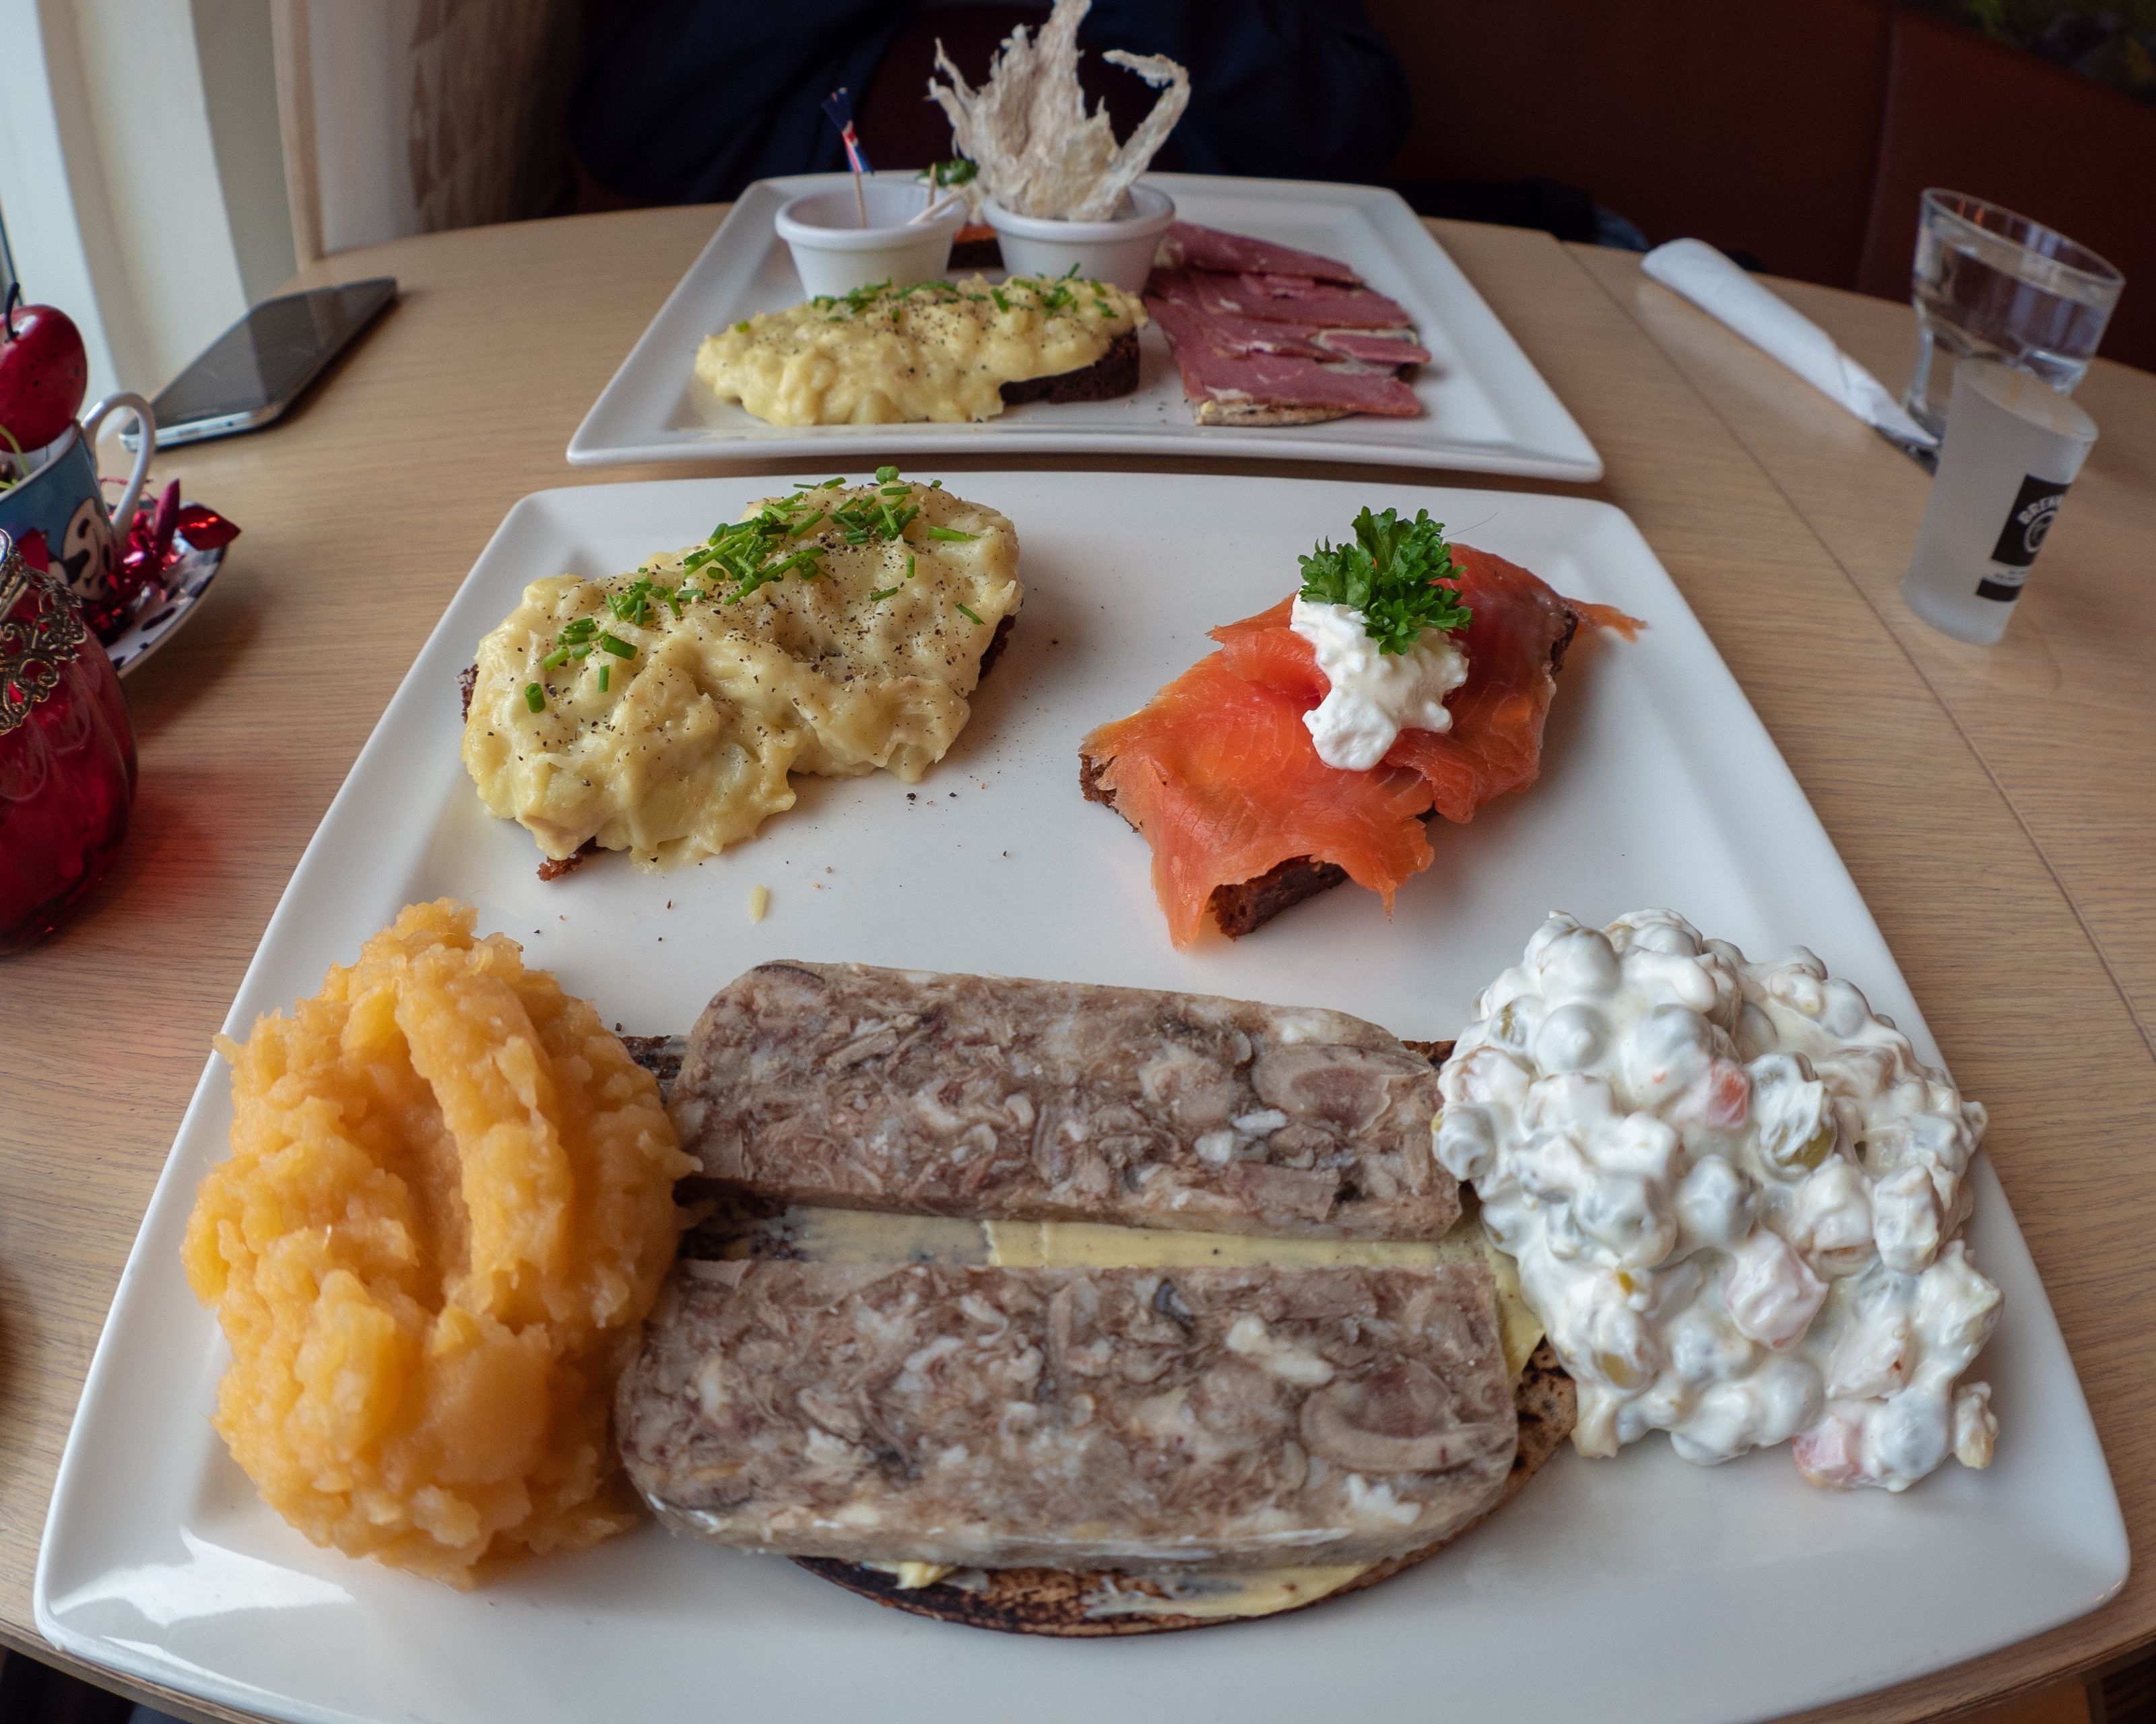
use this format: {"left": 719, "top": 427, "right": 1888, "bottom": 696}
{"left": 1000, "top": 328, "right": 1140, "bottom": 406}
{"left": 1078, "top": 608, "right": 1581, "bottom": 938}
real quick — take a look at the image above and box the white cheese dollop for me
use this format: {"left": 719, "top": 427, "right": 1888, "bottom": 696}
{"left": 1289, "top": 597, "right": 1469, "bottom": 772}
{"left": 1435, "top": 908, "right": 2001, "bottom": 1492}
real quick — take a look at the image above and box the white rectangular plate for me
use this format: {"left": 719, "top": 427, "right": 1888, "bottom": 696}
{"left": 566, "top": 174, "right": 1603, "bottom": 481}
{"left": 40, "top": 475, "right": 2120, "bottom": 1724}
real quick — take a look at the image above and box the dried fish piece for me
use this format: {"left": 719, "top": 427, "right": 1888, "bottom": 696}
{"left": 928, "top": 0, "right": 1190, "bottom": 222}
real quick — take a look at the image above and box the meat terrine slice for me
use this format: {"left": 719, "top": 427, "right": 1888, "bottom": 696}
{"left": 617, "top": 1259, "right": 1516, "bottom": 1570}
{"left": 668, "top": 963, "right": 1457, "bottom": 1240}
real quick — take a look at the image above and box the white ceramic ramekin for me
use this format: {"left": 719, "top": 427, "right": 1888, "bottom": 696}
{"left": 775, "top": 180, "right": 970, "bottom": 298}
{"left": 982, "top": 183, "right": 1176, "bottom": 292}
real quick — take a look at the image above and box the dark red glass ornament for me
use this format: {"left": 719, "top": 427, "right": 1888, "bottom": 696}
{"left": 1, "top": 527, "right": 136, "bottom": 954}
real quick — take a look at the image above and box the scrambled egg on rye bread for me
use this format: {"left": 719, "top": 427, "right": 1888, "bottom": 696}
{"left": 697, "top": 273, "right": 1144, "bottom": 426}
{"left": 462, "top": 475, "right": 1020, "bottom": 868}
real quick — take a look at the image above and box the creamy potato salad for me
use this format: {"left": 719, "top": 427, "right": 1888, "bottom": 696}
{"left": 1436, "top": 909, "right": 2000, "bottom": 1491}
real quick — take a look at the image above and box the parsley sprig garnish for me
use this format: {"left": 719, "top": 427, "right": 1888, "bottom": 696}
{"left": 1297, "top": 508, "right": 1472, "bottom": 655}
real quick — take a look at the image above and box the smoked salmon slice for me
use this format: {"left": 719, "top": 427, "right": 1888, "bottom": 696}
{"left": 1082, "top": 655, "right": 1436, "bottom": 950}
{"left": 1082, "top": 545, "right": 1639, "bottom": 946}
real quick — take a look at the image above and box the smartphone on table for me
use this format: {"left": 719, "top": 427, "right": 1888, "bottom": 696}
{"left": 125, "top": 277, "right": 397, "bottom": 448}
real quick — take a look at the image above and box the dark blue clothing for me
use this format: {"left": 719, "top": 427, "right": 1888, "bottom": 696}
{"left": 570, "top": 1, "right": 1412, "bottom": 203}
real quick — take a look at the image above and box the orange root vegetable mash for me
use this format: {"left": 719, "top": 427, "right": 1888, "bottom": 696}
{"left": 182, "top": 900, "right": 693, "bottom": 1585}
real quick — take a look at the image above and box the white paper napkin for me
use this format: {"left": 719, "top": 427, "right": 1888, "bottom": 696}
{"left": 1641, "top": 238, "right": 1938, "bottom": 449}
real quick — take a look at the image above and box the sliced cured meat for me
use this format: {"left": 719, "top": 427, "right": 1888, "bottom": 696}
{"left": 1154, "top": 220, "right": 1365, "bottom": 284}
{"left": 1146, "top": 267, "right": 1206, "bottom": 308}
{"left": 1224, "top": 273, "right": 1414, "bottom": 329}
{"left": 1085, "top": 545, "right": 1641, "bottom": 942}
{"left": 1149, "top": 294, "right": 1330, "bottom": 360}
{"left": 1082, "top": 651, "right": 1435, "bottom": 948}
{"left": 1164, "top": 269, "right": 1414, "bottom": 334}
{"left": 1166, "top": 268, "right": 1413, "bottom": 330}
{"left": 1151, "top": 298, "right": 1420, "bottom": 421}
{"left": 1144, "top": 292, "right": 1431, "bottom": 368}
{"left": 1315, "top": 329, "right": 1433, "bottom": 366}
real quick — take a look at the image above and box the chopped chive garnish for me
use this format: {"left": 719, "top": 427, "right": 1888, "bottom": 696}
{"left": 542, "top": 646, "right": 573, "bottom": 669}
{"left": 523, "top": 683, "right": 544, "bottom": 712}
{"left": 598, "top": 665, "right": 610, "bottom": 692}
{"left": 599, "top": 632, "right": 637, "bottom": 658}
{"left": 926, "top": 525, "right": 977, "bottom": 541}
{"left": 683, "top": 503, "right": 840, "bottom": 601}
{"left": 990, "top": 288, "right": 1010, "bottom": 314}
{"left": 875, "top": 465, "right": 899, "bottom": 482}
{"left": 608, "top": 578, "right": 656, "bottom": 625}
{"left": 734, "top": 321, "right": 751, "bottom": 333}
{"left": 956, "top": 603, "right": 984, "bottom": 625}
{"left": 868, "top": 586, "right": 901, "bottom": 601}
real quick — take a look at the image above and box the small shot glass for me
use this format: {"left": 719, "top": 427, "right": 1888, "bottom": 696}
{"left": 1900, "top": 358, "right": 2097, "bottom": 646}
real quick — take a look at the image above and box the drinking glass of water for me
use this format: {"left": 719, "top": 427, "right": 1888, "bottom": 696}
{"left": 1903, "top": 189, "right": 2123, "bottom": 441}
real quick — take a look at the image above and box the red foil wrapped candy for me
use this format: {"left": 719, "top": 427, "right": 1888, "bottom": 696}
{"left": 72, "top": 479, "right": 240, "bottom": 643}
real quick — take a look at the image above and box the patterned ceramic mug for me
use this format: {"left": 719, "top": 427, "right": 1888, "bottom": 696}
{"left": 0, "top": 393, "right": 156, "bottom": 613}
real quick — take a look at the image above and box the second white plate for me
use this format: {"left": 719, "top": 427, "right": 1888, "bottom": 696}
{"left": 39, "top": 474, "right": 2119, "bottom": 1724}
{"left": 567, "top": 174, "right": 1604, "bottom": 481}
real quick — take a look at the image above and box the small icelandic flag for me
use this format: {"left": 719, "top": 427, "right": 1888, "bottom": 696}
{"left": 821, "top": 88, "right": 873, "bottom": 176}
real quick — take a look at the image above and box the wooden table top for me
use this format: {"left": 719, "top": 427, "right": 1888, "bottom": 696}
{"left": 3, "top": 205, "right": 2151, "bottom": 1724}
